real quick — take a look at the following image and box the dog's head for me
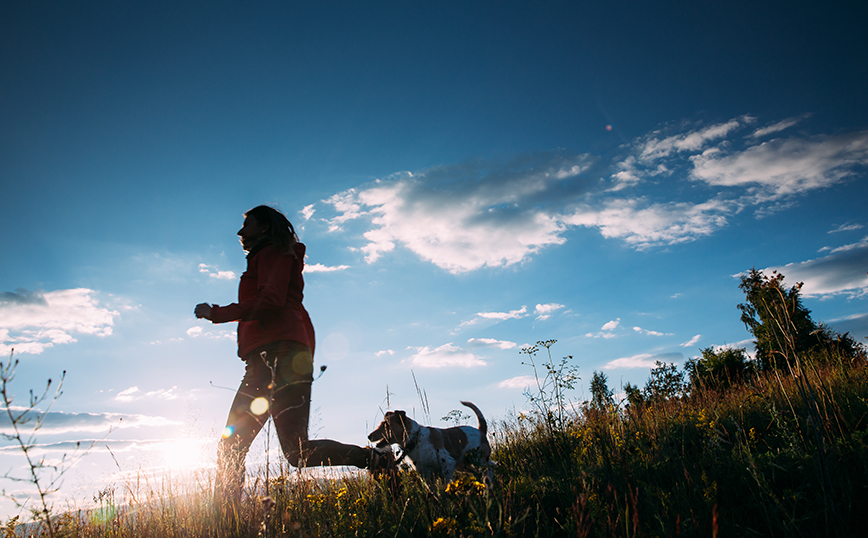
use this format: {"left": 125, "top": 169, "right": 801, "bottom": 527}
{"left": 368, "top": 410, "right": 409, "bottom": 447}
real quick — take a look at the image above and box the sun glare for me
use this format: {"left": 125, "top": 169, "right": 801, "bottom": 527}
{"left": 159, "top": 438, "right": 210, "bottom": 470}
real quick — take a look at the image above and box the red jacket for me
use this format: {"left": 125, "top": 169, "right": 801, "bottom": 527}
{"left": 209, "top": 242, "right": 315, "bottom": 358}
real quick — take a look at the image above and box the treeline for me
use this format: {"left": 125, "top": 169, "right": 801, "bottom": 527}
{"left": 591, "top": 268, "right": 867, "bottom": 410}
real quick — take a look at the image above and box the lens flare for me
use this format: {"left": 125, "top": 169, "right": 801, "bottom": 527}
{"left": 250, "top": 397, "right": 269, "bottom": 415}
{"left": 222, "top": 426, "right": 234, "bottom": 439}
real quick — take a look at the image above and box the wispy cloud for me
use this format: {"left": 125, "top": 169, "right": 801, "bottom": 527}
{"left": 586, "top": 319, "right": 620, "bottom": 339}
{"left": 681, "top": 334, "right": 702, "bottom": 347}
{"left": 404, "top": 343, "right": 487, "bottom": 368}
{"left": 305, "top": 263, "right": 351, "bottom": 273}
{"left": 198, "top": 263, "right": 236, "bottom": 280}
{"left": 748, "top": 116, "right": 805, "bottom": 139}
{"left": 705, "top": 339, "right": 754, "bottom": 353}
{"left": 114, "top": 386, "right": 182, "bottom": 402}
{"left": 690, "top": 131, "right": 868, "bottom": 197}
{"left": 185, "top": 326, "right": 234, "bottom": 340}
{"left": 764, "top": 236, "right": 868, "bottom": 298}
{"left": 828, "top": 222, "right": 863, "bottom": 234}
{"left": 318, "top": 118, "right": 868, "bottom": 271}
{"left": 0, "top": 409, "right": 179, "bottom": 436}
{"left": 459, "top": 306, "right": 528, "bottom": 328}
{"left": 301, "top": 204, "right": 316, "bottom": 220}
{"left": 633, "top": 326, "right": 671, "bottom": 337}
{"left": 375, "top": 349, "right": 394, "bottom": 357}
{"left": 467, "top": 338, "right": 517, "bottom": 350}
{"left": 322, "top": 155, "right": 592, "bottom": 273}
{"left": 498, "top": 375, "right": 536, "bottom": 389}
{"left": 534, "top": 303, "right": 565, "bottom": 320}
{"left": 637, "top": 117, "right": 749, "bottom": 162}
{"left": 603, "top": 352, "right": 683, "bottom": 370}
{"left": 478, "top": 307, "right": 528, "bottom": 320}
{"left": 0, "top": 288, "right": 118, "bottom": 355}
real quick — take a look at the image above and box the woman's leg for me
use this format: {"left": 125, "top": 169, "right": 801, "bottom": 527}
{"left": 269, "top": 344, "right": 372, "bottom": 469}
{"left": 215, "top": 358, "right": 271, "bottom": 503}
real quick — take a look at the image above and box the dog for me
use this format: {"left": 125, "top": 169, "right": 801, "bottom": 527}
{"left": 368, "top": 400, "right": 492, "bottom": 483}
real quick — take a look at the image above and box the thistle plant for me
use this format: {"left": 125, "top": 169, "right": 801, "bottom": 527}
{"left": 519, "top": 339, "right": 579, "bottom": 433}
{"left": 0, "top": 350, "right": 71, "bottom": 537}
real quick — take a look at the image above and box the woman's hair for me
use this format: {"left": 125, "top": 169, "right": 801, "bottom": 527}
{"left": 244, "top": 205, "right": 299, "bottom": 255}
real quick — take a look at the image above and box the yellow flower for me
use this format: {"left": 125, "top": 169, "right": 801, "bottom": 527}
{"left": 446, "top": 474, "right": 486, "bottom": 496}
{"left": 306, "top": 493, "right": 326, "bottom": 505}
{"left": 431, "top": 516, "right": 458, "bottom": 534}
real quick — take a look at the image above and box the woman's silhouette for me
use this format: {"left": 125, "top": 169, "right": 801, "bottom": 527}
{"left": 195, "top": 205, "right": 392, "bottom": 503}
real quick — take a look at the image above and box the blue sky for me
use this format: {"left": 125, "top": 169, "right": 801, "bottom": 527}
{"left": 2, "top": 0, "right": 867, "bottom": 517}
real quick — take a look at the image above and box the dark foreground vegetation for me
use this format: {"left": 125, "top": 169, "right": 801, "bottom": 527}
{"left": 5, "top": 269, "right": 868, "bottom": 537}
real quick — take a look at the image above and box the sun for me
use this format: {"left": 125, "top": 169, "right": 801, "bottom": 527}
{"left": 159, "top": 438, "right": 210, "bottom": 470}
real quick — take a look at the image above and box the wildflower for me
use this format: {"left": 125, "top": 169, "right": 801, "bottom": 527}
{"left": 306, "top": 493, "right": 326, "bottom": 506}
{"left": 431, "top": 516, "right": 458, "bottom": 534}
{"left": 446, "top": 474, "right": 485, "bottom": 496}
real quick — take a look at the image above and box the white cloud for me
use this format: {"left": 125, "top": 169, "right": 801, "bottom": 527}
{"left": 564, "top": 198, "right": 734, "bottom": 249}
{"left": 586, "top": 319, "right": 620, "bottom": 339}
{"left": 690, "top": 131, "right": 868, "bottom": 197}
{"left": 749, "top": 117, "right": 804, "bottom": 139}
{"left": 145, "top": 386, "right": 180, "bottom": 400}
{"left": 375, "top": 349, "right": 394, "bottom": 357}
{"left": 603, "top": 352, "right": 683, "bottom": 370}
{"left": 478, "top": 306, "right": 527, "bottom": 320}
{"left": 198, "top": 263, "right": 236, "bottom": 280}
{"left": 633, "top": 326, "right": 670, "bottom": 336}
{"left": 0, "top": 409, "right": 180, "bottom": 436}
{"left": 764, "top": 236, "right": 868, "bottom": 298}
{"left": 601, "top": 319, "right": 620, "bottom": 331}
{"left": 638, "top": 117, "right": 750, "bottom": 162}
{"left": 115, "top": 387, "right": 140, "bottom": 402}
{"left": 323, "top": 156, "right": 591, "bottom": 273}
{"left": 534, "top": 303, "right": 565, "bottom": 320}
{"left": 186, "top": 326, "right": 203, "bottom": 337}
{"left": 706, "top": 339, "right": 754, "bottom": 353}
{"left": 301, "top": 204, "right": 316, "bottom": 220}
{"left": 319, "top": 120, "right": 868, "bottom": 271}
{"left": 305, "top": 263, "right": 351, "bottom": 273}
{"left": 498, "top": 375, "right": 536, "bottom": 389}
{"left": 115, "top": 386, "right": 181, "bottom": 402}
{"left": 467, "top": 338, "right": 517, "bottom": 350}
{"left": 404, "top": 343, "right": 487, "bottom": 368}
{"left": 681, "top": 334, "right": 702, "bottom": 347}
{"left": 829, "top": 222, "right": 863, "bottom": 234}
{"left": 0, "top": 289, "right": 118, "bottom": 355}
{"left": 459, "top": 306, "right": 528, "bottom": 328}
{"left": 184, "top": 325, "right": 234, "bottom": 340}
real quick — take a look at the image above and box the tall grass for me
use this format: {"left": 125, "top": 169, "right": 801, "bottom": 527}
{"left": 7, "top": 327, "right": 868, "bottom": 537}
{"left": 7, "top": 352, "right": 866, "bottom": 537}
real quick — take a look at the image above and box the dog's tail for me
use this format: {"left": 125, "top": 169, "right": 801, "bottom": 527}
{"left": 460, "top": 401, "right": 487, "bottom": 436}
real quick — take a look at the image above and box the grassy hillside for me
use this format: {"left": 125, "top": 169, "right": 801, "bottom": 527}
{"left": 6, "top": 347, "right": 868, "bottom": 537}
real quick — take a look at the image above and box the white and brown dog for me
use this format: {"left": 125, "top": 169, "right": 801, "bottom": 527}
{"left": 368, "top": 401, "right": 492, "bottom": 483}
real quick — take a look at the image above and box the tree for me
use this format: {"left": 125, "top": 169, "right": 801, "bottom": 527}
{"left": 738, "top": 268, "right": 866, "bottom": 371}
{"left": 685, "top": 346, "right": 753, "bottom": 390}
{"left": 623, "top": 382, "right": 644, "bottom": 409}
{"left": 589, "top": 371, "right": 614, "bottom": 411}
{"left": 643, "top": 361, "right": 685, "bottom": 403}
